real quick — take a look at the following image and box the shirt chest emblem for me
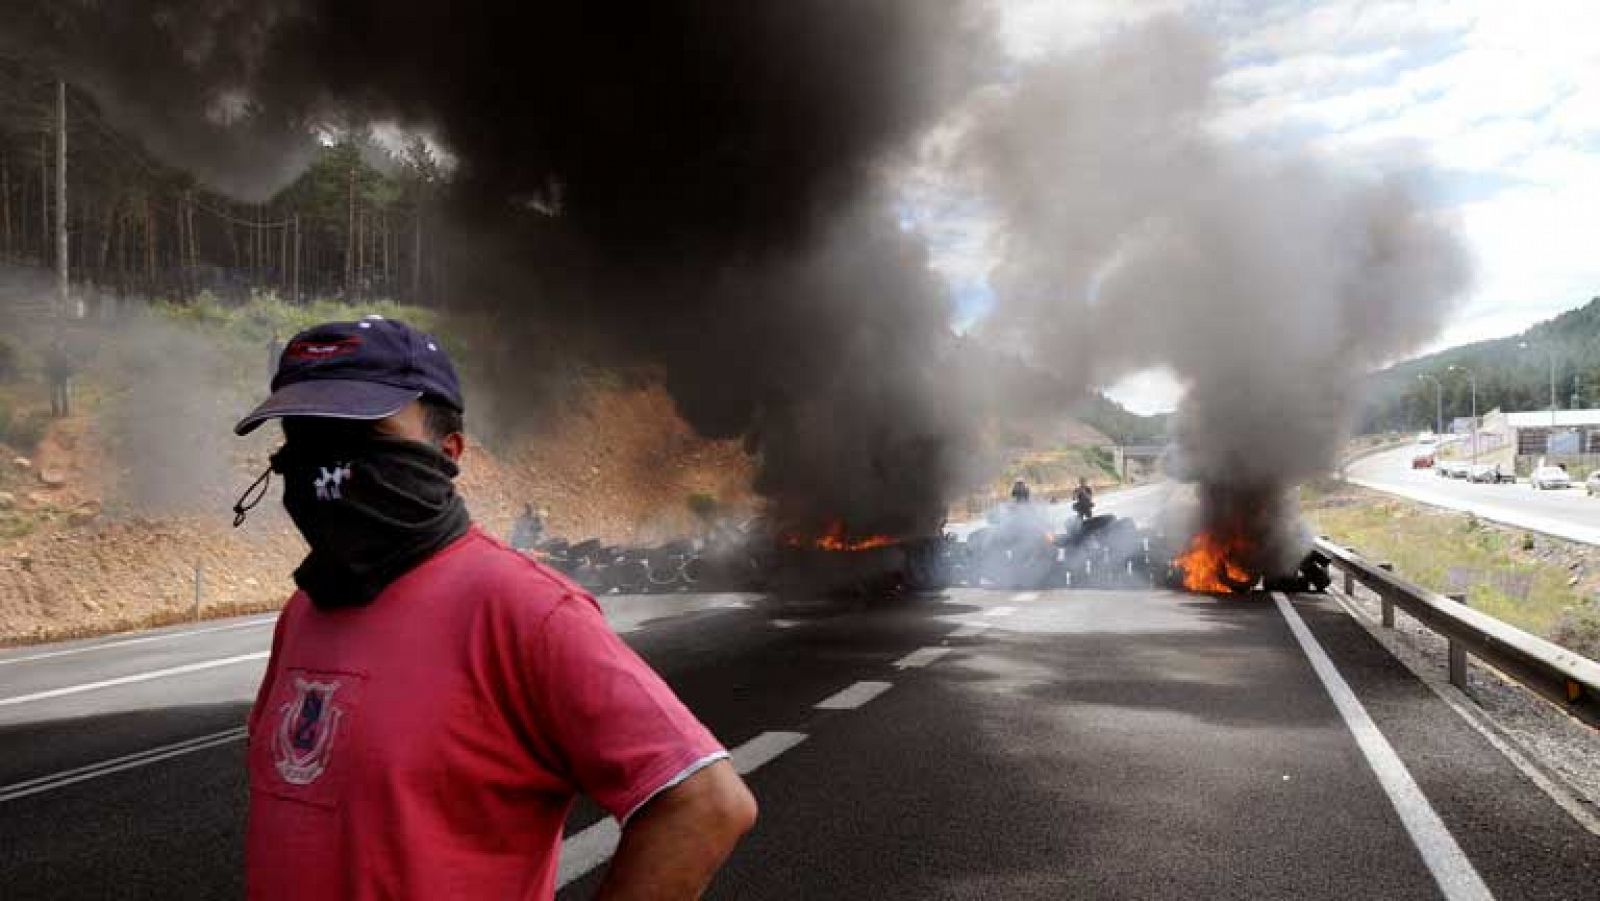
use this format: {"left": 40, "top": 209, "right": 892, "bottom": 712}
{"left": 273, "top": 677, "right": 346, "bottom": 785}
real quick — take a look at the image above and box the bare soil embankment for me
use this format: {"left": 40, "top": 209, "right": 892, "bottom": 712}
{"left": 0, "top": 384, "right": 754, "bottom": 646}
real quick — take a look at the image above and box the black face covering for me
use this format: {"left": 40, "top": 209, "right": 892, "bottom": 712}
{"left": 263, "top": 436, "right": 471, "bottom": 609}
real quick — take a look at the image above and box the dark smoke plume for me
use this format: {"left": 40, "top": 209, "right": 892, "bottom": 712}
{"left": 1, "top": 0, "right": 995, "bottom": 537}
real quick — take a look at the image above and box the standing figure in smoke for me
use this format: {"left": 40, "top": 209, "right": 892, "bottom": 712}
{"left": 1072, "top": 477, "right": 1094, "bottom": 522}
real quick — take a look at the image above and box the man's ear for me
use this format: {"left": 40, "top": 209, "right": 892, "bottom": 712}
{"left": 441, "top": 432, "right": 465, "bottom": 463}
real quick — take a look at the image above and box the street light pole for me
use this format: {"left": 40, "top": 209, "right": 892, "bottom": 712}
{"left": 1449, "top": 365, "right": 1478, "bottom": 463}
{"left": 1418, "top": 374, "right": 1443, "bottom": 438}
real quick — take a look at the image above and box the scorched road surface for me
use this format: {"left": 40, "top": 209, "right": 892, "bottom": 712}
{"left": 3, "top": 586, "right": 1597, "bottom": 899}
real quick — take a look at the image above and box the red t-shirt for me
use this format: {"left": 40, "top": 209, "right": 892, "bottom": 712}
{"left": 245, "top": 527, "right": 726, "bottom": 900}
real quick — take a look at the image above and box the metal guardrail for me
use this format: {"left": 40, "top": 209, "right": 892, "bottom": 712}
{"left": 1314, "top": 537, "right": 1600, "bottom": 729}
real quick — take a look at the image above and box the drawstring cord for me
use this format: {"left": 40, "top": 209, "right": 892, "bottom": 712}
{"left": 233, "top": 465, "right": 272, "bottom": 528}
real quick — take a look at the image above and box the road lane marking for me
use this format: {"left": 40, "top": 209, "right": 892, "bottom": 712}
{"left": 985, "top": 606, "right": 1017, "bottom": 617}
{"left": 0, "top": 616, "right": 276, "bottom": 668}
{"left": 950, "top": 623, "right": 990, "bottom": 638}
{"left": 815, "top": 680, "right": 893, "bottom": 710}
{"left": 557, "top": 731, "right": 807, "bottom": 889}
{"left": 1329, "top": 589, "right": 1600, "bottom": 837}
{"left": 0, "top": 726, "right": 247, "bottom": 803}
{"left": 894, "top": 647, "right": 951, "bottom": 669}
{"left": 1272, "top": 593, "right": 1495, "bottom": 901}
{"left": 1011, "top": 592, "right": 1039, "bottom": 602}
{"left": 556, "top": 819, "right": 620, "bottom": 891}
{"left": 729, "top": 730, "right": 808, "bottom": 775}
{"left": 0, "top": 652, "right": 269, "bottom": 707}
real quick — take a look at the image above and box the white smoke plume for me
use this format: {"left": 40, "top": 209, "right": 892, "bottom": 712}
{"left": 944, "top": 18, "right": 1472, "bottom": 572}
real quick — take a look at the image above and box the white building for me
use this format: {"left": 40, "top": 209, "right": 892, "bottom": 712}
{"left": 1478, "top": 409, "right": 1600, "bottom": 468}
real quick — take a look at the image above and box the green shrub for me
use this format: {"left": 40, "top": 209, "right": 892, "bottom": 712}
{"left": 1550, "top": 605, "right": 1600, "bottom": 661}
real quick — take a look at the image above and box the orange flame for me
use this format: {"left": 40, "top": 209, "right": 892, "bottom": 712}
{"left": 784, "top": 521, "right": 898, "bottom": 552}
{"left": 1176, "top": 529, "right": 1258, "bottom": 593}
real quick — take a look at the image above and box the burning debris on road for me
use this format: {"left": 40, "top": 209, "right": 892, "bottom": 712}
{"left": 519, "top": 488, "right": 1338, "bottom": 600}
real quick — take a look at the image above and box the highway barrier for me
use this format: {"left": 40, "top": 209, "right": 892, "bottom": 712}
{"left": 1315, "top": 537, "right": 1600, "bottom": 729}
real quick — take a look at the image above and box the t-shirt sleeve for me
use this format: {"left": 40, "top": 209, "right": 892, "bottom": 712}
{"left": 524, "top": 595, "right": 727, "bottom": 823}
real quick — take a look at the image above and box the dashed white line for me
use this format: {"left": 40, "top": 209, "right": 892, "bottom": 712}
{"left": 950, "top": 623, "right": 991, "bottom": 638}
{"left": 1010, "top": 592, "right": 1039, "bottom": 602}
{"left": 556, "top": 819, "right": 620, "bottom": 890}
{"left": 0, "top": 727, "right": 247, "bottom": 803}
{"left": 0, "top": 652, "right": 269, "bottom": 707}
{"left": 985, "top": 606, "right": 1017, "bottom": 617}
{"left": 0, "top": 616, "right": 276, "bottom": 667}
{"left": 815, "top": 680, "right": 893, "bottom": 710}
{"left": 1272, "top": 593, "right": 1494, "bottom": 901}
{"left": 729, "top": 730, "right": 808, "bottom": 775}
{"left": 556, "top": 731, "right": 808, "bottom": 889}
{"left": 894, "top": 647, "right": 951, "bottom": 669}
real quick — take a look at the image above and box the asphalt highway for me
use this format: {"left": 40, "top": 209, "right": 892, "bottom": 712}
{"left": 1350, "top": 445, "right": 1600, "bottom": 544}
{"left": 3, "top": 508, "right": 1598, "bottom": 898}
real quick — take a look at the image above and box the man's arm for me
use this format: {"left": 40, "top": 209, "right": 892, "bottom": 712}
{"left": 596, "top": 760, "right": 757, "bottom": 900}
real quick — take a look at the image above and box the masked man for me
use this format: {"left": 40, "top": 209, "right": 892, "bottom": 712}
{"left": 233, "top": 317, "right": 755, "bottom": 900}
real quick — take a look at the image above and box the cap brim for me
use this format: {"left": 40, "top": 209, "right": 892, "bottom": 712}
{"left": 234, "top": 379, "right": 422, "bottom": 436}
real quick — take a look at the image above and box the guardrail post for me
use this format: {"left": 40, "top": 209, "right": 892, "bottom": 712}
{"left": 194, "top": 561, "right": 204, "bottom": 623}
{"left": 1447, "top": 592, "right": 1469, "bottom": 690}
{"left": 1377, "top": 562, "right": 1395, "bottom": 627}
{"left": 1342, "top": 566, "right": 1354, "bottom": 596}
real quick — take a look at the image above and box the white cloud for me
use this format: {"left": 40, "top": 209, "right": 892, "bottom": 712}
{"left": 1106, "top": 367, "right": 1186, "bottom": 416}
{"left": 1219, "top": 47, "right": 1404, "bottom": 99}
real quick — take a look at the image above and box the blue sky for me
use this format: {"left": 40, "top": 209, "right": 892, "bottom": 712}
{"left": 920, "top": 0, "right": 1600, "bottom": 413}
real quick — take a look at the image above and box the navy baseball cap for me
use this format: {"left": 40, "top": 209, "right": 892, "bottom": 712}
{"left": 234, "top": 316, "right": 463, "bottom": 436}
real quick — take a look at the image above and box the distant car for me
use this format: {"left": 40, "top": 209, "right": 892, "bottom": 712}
{"left": 1466, "top": 464, "right": 1514, "bottom": 484}
{"left": 1531, "top": 466, "right": 1571, "bottom": 490}
{"left": 1587, "top": 472, "right": 1600, "bottom": 497}
{"left": 1418, "top": 433, "right": 1438, "bottom": 446}
{"left": 1444, "top": 461, "right": 1471, "bottom": 479}
{"left": 1412, "top": 453, "right": 1435, "bottom": 469}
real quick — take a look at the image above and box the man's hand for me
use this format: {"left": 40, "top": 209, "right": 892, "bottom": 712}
{"left": 596, "top": 759, "right": 757, "bottom": 900}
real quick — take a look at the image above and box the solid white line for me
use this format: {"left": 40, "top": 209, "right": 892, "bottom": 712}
{"left": 815, "top": 680, "right": 893, "bottom": 710}
{"left": 950, "top": 623, "right": 991, "bottom": 639}
{"left": 1011, "top": 592, "right": 1040, "bottom": 602}
{"left": 895, "top": 647, "right": 951, "bottom": 669}
{"left": 0, "top": 652, "right": 269, "bottom": 707}
{"left": 985, "top": 606, "right": 1017, "bottom": 617}
{"left": 556, "top": 731, "right": 807, "bottom": 889}
{"left": 0, "top": 616, "right": 276, "bottom": 667}
{"left": 1272, "top": 593, "right": 1495, "bottom": 901}
{"left": 1328, "top": 589, "right": 1600, "bottom": 838}
{"left": 0, "top": 727, "right": 246, "bottom": 803}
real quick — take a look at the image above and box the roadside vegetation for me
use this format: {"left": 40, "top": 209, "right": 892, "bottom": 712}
{"left": 1303, "top": 479, "right": 1600, "bottom": 659}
